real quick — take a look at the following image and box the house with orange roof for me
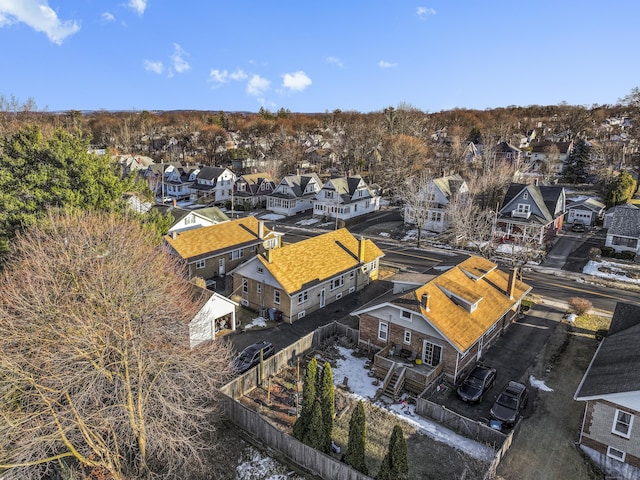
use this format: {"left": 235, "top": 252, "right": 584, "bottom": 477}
{"left": 230, "top": 228, "right": 384, "bottom": 323}
{"left": 352, "top": 255, "right": 532, "bottom": 384}
{"left": 164, "top": 216, "right": 281, "bottom": 281}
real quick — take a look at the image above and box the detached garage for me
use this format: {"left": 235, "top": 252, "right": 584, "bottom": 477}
{"left": 566, "top": 197, "right": 605, "bottom": 227}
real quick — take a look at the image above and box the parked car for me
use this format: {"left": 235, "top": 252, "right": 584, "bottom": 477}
{"left": 571, "top": 221, "right": 585, "bottom": 233}
{"left": 456, "top": 365, "right": 497, "bottom": 403}
{"left": 490, "top": 381, "right": 528, "bottom": 426}
{"left": 232, "top": 341, "right": 275, "bottom": 373}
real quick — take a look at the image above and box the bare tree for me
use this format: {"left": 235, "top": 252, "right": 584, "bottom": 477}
{"left": 403, "top": 171, "right": 436, "bottom": 247}
{"left": 0, "top": 210, "right": 234, "bottom": 480}
{"left": 446, "top": 195, "right": 497, "bottom": 258}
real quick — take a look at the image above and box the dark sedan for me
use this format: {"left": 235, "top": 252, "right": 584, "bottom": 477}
{"left": 232, "top": 341, "right": 275, "bottom": 374}
{"left": 490, "top": 381, "right": 528, "bottom": 427}
{"left": 456, "top": 365, "right": 497, "bottom": 404}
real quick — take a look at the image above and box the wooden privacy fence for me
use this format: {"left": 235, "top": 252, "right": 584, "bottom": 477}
{"left": 220, "top": 321, "right": 370, "bottom": 480}
{"left": 223, "top": 397, "right": 372, "bottom": 480}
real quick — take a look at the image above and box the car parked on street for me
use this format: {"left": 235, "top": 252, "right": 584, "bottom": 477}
{"left": 489, "top": 381, "right": 528, "bottom": 427}
{"left": 232, "top": 341, "right": 275, "bottom": 373}
{"left": 456, "top": 365, "right": 497, "bottom": 404}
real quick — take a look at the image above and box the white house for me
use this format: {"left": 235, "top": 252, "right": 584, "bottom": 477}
{"left": 189, "top": 286, "right": 238, "bottom": 348}
{"left": 404, "top": 174, "right": 469, "bottom": 233}
{"left": 312, "top": 176, "right": 380, "bottom": 221}
{"left": 266, "top": 173, "right": 322, "bottom": 216}
{"left": 159, "top": 206, "right": 230, "bottom": 234}
{"left": 604, "top": 204, "right": 640, "bottom": 256}
{"left": 189, "top": 166, "right": 236, "bottom": 205}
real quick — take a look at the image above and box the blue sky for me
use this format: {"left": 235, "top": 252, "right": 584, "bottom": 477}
{"left": 1, "top": 1, "right": 639, "bottom": 114}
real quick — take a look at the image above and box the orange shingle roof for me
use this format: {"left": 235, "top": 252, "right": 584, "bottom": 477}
{"left": 411, "top": 256, "right": 531, "bottom": 352}
{"left": 259, "top": 228, "right": 384, "bottom": 294}
{"left": 165, "top": 216, "right": 269, "bottom": 260}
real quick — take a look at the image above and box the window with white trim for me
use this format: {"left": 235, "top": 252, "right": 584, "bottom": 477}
{"left": 231, "top": 248, "right": 244, "bottom": 260}
{"left": 516, "top": 204, "right": 530, "bottom": 213}
{"left": 195, "top": 259, "right": 205, "bottom": 269}
{"left": 378, "top": 321, "right": 388, "bottom": 341}
{"left": 257, "top": 266, "right": 264, "bottom": 274}
{"left": 401, "top": 310, "right": 411, "bottom": 320}
{"left": 612, "top": 409, "right": 633, "bottom": 438}
{"left": 242, "top": 279, "right": 248, "bottom": 294}
{"left": 404, "top": 330, "right": 411, "bottom": 345}
{"left": 523, "top": 192, "right": 529, "bottom": 200}
{"left": 297, "top": 291, "right": 309, "bottom": 304}
{"left": 256, "top": 283, "right": 262, "bottom": 294}
{"left": 330, "top": 275, "right": 344, "bottom": 290}
{"left": 274, "top": 289, "right": 281, "bottom": 305}
{"left": 607, "top": 446, "right": 626, "bottom": 462}
{"left": 185, "top": 215, "right": 196, "bottom": 225}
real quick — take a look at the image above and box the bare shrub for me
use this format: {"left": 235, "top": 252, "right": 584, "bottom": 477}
{"left": 568, "top": 297, "right": 593, "bottom": 315}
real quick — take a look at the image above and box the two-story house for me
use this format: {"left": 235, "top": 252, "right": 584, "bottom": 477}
{"left": 189, "top": 166, "right": 236, "bottom": 205}
{"left": 233, "top": 173, "right": 276, "bottom": 210}
{"left": 163, "top": 216, "right": 280, "bottom": 281}
{"left": 353, "top": 255, "right": 531, "bottom": 385}
{"left": 312, "top": 176, "right": 380, "bottom": 222}
{"left": 266, "top": 173, "right": 322, "bottom": 216}
{"left": 403, "top": 174, "right": 469, "bottom": 234}
{"left": 574, "top": 302, "right": 640, "bottom": 480}
{"left": 231, "top": 228, "right": 384, "bottom": 323}
{"left": 494, "top": 183, "right": 566, "bottom": 248}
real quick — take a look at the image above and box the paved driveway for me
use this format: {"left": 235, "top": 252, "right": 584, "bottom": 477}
{"left": 427, "top": 303, "right": 562, "bottom": 423}
{"left": 541, "top": 228, "right": 607, "bottom": 271}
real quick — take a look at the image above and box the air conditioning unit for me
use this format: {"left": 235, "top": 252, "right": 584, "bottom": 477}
{"left": 349, "top": 287, "right": 355, "bottom": 294}
{"left": 336, "top": 293, "right": 342, "bottom": 300}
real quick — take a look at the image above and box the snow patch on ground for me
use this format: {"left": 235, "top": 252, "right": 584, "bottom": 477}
{"left": 331, "top": 347, "right": 495, "bottom": 462}
{"left": 296, "top": 218, "right": 321, "bottom": 226}
{"left": 378, "top": 232, "right": 390, "bottom": 238}
{"left": 583, "top": 260, "right": 640, "bottom": 284}
{"left": 401, "top": 229, "right": 436, "bottom": 242}
{"left": 529, "top": 375, "right": 554, "bottom": 392}
{"left": 244, "top": 317, "right": 267, "bottom": 330}
{"left": 259, "top": 213, "right": 286, "bottom": 221}
{"left": 236, "top": 446, "right": 305, "bottom": 480}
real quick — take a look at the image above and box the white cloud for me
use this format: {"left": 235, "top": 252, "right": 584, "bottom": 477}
{"left": 144, "top": 60, "right": 163, "bottom": 75}
{"left": 101, "top": 12, "right": 115, "bottom": 22}
{"left": 247, "top": 74, "right": 270, "bottom": 97}
{"left": 281, "top": 71, "right": 311, "bottom": 92}
{"left": 128, "top": 0, "right": 148, "bottom": 15}
{"left": 326, "top": 56, "right": 344, "bottom": 68}
{"left": 378, "top": 60, "right": 398, "bottom": 69}
{"left": 208, "top": 68, "right": 248, "bottom": 87}
{"left": 170, "top": 43, "right": 190, "bottom": 73}
{"left": 416, "top": 7, "right": 436, "bottom": 19}
{"left": 0, "top": 0, "right": 80, "bottom": 45}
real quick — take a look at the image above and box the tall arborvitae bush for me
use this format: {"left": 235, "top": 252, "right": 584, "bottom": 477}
{"left": 319, "top": 362, "right": 335, "bottom": 453}
{"left": 341, "top": 401, "right": 368, "bottom": 475}
{"left": 292, "top": 357, "right": 318, "bottom": 440}
{"left": 303, "top": 400, "right": 326, "bottom": 450}
{"left": 377, "top": 425, "right": 409, "bottom": 480}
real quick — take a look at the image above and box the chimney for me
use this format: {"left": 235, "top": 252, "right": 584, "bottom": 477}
{"left": 173, "top": 198, "right": 177, "bottom": 207}
{"left": 421, "top": 293, "right": 430, "bottom": 311}
{"left": 258, "top": 220, "right": 265, "bottom": 240}
{"left": 508, "top": 268, "right": 517, "bottom": 299}
{"left": 171, "top": 231, "right": 177, "bottom": 240}
{"left": 266, "top": 248, "right": 272, "bottom": 264}
{"left": 358, "top": 237, "right": 366, "bottom": 263}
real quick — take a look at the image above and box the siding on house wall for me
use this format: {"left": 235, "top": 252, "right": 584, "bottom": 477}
{"left": 189, "top": 249, "right": 256, "bottom": 279}
{"left": 582, "top": 400, "right": 640, "bottom": 465}
{"left": 236, "top": 266, "right": 377, "bottom": 323}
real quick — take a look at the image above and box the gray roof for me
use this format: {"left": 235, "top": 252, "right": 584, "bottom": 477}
{"left": 271, "top": 173, "right": 321, "bottom": 199}
{"left": 567, "top": 197, "right": 605, "bottom": 212}
{"left": 500, "top": 183, "right": 564, "bottom": 225}
{"left": 197, "top": 166, "right": 227, "bottom": 182}
{"left": 608, "top": 206, "right": 640, "bottom": 237}
{"left": 575, "top": 302, "right": 640, "bottom": 399}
